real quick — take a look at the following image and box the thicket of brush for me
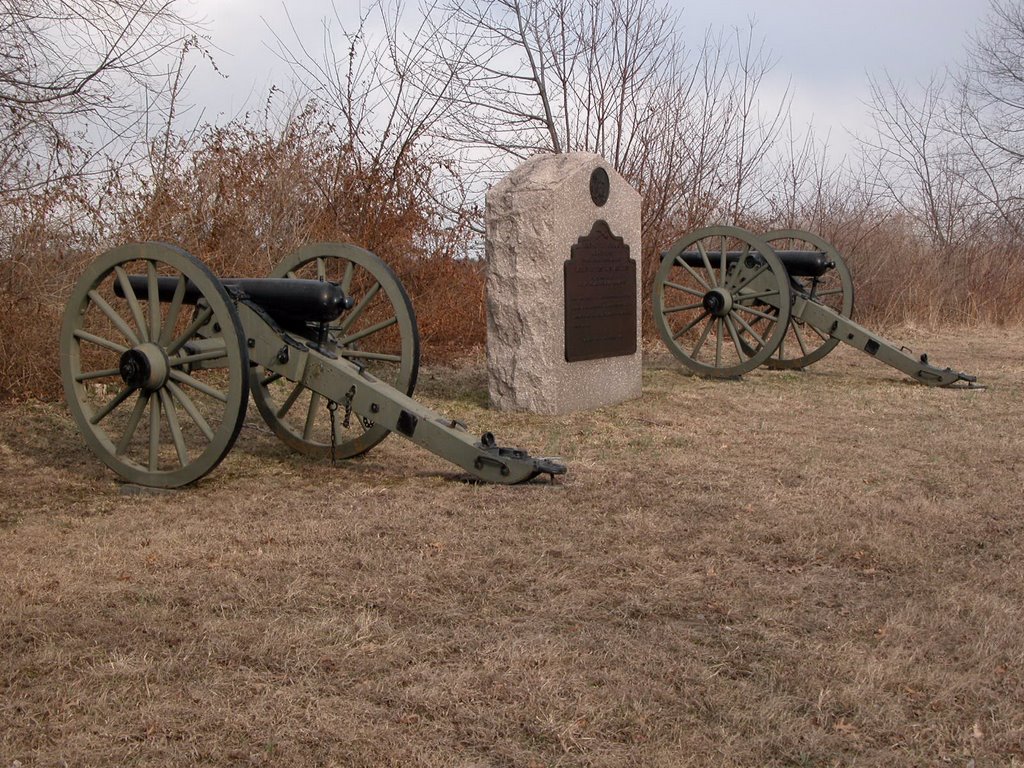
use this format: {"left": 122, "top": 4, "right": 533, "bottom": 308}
{"left": 0, "top": 103, "right": 485, "bottom": 400}
{"left": 1, "top": 0, "right": 1022, "bottom": 401}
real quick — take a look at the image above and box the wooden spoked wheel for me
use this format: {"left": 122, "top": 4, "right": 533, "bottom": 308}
{"left": 761, "top": 229, "right": 855, "bottom": 370}
{"left": 60, "top": 243, "right": 249, "bottom": 487}
{"left": 250, "top": 242, "right": 420, "bottom": 459}
{"left": 653, "top": 226, "right": 792, "bottom": 377}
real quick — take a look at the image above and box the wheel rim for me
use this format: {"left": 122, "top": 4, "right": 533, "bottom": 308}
{"left": 653, "top": 226, "right": 792, "bottom": 377}
{"left": 60, "top": 242, "right": 249, "bottom": 487}
{"left": 761, "top": 229, "right": 854, "bottom": 370}
{"left": 250, "top": 242, "right": 420, "bottom": 459}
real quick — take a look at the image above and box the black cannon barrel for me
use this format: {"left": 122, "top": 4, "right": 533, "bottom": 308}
{"left": 116, "top": 275, "right": 354, "bottom": 324}
{"left": 676, "top": 250, "right": 833, "bottom": 278}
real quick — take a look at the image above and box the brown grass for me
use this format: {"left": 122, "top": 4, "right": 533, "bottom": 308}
{"left": 2, "top": 327, "right": 1022, "bottom": 766}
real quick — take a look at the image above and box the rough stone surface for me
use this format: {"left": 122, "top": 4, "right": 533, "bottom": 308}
{"left": 485, "top": 152, "right": 642, "bottom": 414}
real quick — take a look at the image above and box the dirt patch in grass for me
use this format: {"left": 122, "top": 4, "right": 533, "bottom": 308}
{"left": 1, "top": 327, "right": 1022, "bottom": 766}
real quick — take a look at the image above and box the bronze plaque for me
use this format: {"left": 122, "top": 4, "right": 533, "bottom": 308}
{"left": 564, "top": 220, "right": 637, "bottom": 362}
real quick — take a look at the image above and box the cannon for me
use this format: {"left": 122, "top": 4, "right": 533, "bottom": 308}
{"left": 652, "top": 226, "right": 980, "bottom": 387}
{"left": 61, "top": 242, "right": 566, "bottom": 488}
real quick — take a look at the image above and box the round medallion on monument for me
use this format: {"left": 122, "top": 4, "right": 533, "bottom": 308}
{"left": 589, "top": 166, "right": 610, "bottom": 207}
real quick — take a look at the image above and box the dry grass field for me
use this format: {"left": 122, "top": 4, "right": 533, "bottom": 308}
{"left": 1, "top": 327, "right": 1022, "bottom": 767}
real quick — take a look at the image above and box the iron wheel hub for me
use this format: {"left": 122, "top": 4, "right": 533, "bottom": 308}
{"left": 702, "top": 288, "right": 733, "bottom": 317}
{"left": 119, "top": 343, "right": 169, "bottom": 391}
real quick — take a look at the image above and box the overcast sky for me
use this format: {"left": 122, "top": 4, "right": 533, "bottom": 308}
{"left": 179, "top": 0, "right": 994, "bottom": 158}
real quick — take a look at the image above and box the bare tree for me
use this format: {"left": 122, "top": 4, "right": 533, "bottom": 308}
{"left": 270, "top": 1, "right": 476, "bottom": 246}
{"left": 422, "top": 3, "right": 791, "bottom": 247}
{"left": 272, "top": 0, "right": 795, "bottom": 264}
{"left": 423, "top": 0, "right": 683, "bottom": 166}
{"left": 860, "top": 71, "right": 982, "bottom": 248}
{"left": 0, "top": 0, "right": 195, "bottom": 201}
{"left": 953, "top": 0, "right": 1024, "bottom": 235}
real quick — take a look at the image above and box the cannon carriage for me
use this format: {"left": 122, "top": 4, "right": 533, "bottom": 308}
{"left": 653, "top": 226, "right": 979, "bottom": 387}
{"left": 61, "top": 242, "right": 565, "bottom": 488}
{"left": 61, "top": 224, "right": 979, "bottom": 487}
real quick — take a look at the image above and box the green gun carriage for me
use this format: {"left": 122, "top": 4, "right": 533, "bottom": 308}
{"left": 653, "top": 226, "right": 980, "bottom": 387}
{"left": 61, "top": 242, "right": 565, "bottom": 488}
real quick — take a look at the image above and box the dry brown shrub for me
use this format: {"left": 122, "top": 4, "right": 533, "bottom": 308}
{"left": 0, "top": 185, "right": 101, "bottom": 400}
{"left": 828, "top": 216, "right": 1024, "bottom": 327}
{"left": 0, "top": 103, "right": 479, "bottom": 400}
{"left": 111, "top": 103, "right": 481, "bottom": 362}
{"left": 111, "top": 104, "right": 450, "bottom": 271}
{"left": 3, "top": 96, "right": 1023, "bottom": 403}
{"left": 398, "top": 255, "right": 486, "bottom": 359}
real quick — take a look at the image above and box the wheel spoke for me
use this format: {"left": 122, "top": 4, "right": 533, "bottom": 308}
{"left": 731, "top": 311, "right": 767, "bottom": 348}
{"left": 719, "top": 236, "right": 727, "bottom": 286}
{"left": 730, "top": 262, "right": 768, "bottom": 292}
{"left": 168, "top": 369, "right": 229, "bottom": 403}
{"left": 260, "top": 371, "right": 283, "bottom": 387}
{"left": 696, "top": 242, "right": 718, "bottom": 287}
{"left": 276, "top": 381, "right": 305, "bottom": 418}
{"left": 316, "top": 257, "right": 327, "bottom": 282}
{"left": 114, "top": 266, "right": 150, "bottom": 343}
{"left": 715, "top": 318, "right": 723, "bottom": 367}
{"left": 807, "top": 323, "right": 830, "bottom": 342}
{"left": 73, "top": 329, "right": 128, "bottom": 354}
{"left": 339, "top": 316, "right": 397, "bottom": 346}
{"left": 734, "top": 304, "right": 778, "bottom": 322}
{"left": 341, "top": 261, "right": 354, "bottom": 293}
{"left": 115, "top": 391, "right": 149, "bottom": 456}
{"left": 157, "top": 274, "right": 188, "bottom": 347}
{"left": 724, "top": 315, "right": 746, "bottom": 362}
{"left": 159, "top": 389, "right": 189, "bottom": 467}
{"left": 338, "top": 349, "right": 402, "bottom": 363}
{"left": 89, "top": 385, "right": 135, "bottom": 425}
{"left": 87, "top": 289, "right": 139, "bottom": 346}
{"left": 170, "top": 345, "right": 228, "bottom": 368}
{"left": 339, "top": 281, "right": 381, "bottom": 332}
{"left": 303, "top": 391, "right": 322, "bottom": 441}
{"left": 663, "top": 301, "right": 704, "bottom": 314}
{"left": 167, "top": 306, "right": 214, "bottom": 356}
{"left": 663, "top": 281, "right": 706, "bottom": 298}
{"left": 671, "top": 309, "right": 709, "bottom": 340}
{"left": 147, "top": 261, "right": 161, "bottom": 342}
{"left": 672, "top": 258, "right": 711, "bottom": 292}
{"left": 75, "top": 368, "right": 121, "bottom": 382}
{"left": 735, "top": 288, "right": 780, "bottom": 302}
{"left": 690, "top": 316, "right": 714, "bottom": 359}
{"left": 148, "top": 392, "right": 160, "bottom": 472}
{"left": 792, "top": 322, "right": 811, "bottom": 357}
{"left": 167, "top": 381, "right": 215, "bottom": 441}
